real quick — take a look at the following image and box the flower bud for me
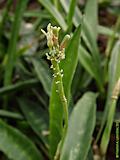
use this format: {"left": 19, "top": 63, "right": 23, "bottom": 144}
{"left": 52, "top": 26, "right": 60, "bottom": 37}
{"left": 47, "top": 33, "right": 53, "bottom": 48}
{"left": 52, "top": 26, "right": 60, "bottom": 46}
{"left": 60, "top": 34, "right": 70, "bottom": 50}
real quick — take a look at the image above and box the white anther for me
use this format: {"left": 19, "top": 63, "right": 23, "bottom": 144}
{"left": 50, "top": 65, "right": 53, "bottom": 69}
{"left": 46, "top": 53, "right": 50, "bottom": 60}
{"left": 53, "top": 74, "right": 56, "bottom": 78}
{"left": 60, "top": 69, "right": 63, "bottom": 73}
{"left": 56, "top": 72, "right": 60, "bottom": 75}
{"left": 55, "top": 81, "right": 60, "bottom": 84}
{"left": 46, "top": 53, "right": 49, "bottom": 56}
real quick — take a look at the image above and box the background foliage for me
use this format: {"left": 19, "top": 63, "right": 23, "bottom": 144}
{"left": 0, "top": 0, "right": 120, "bottom": 160}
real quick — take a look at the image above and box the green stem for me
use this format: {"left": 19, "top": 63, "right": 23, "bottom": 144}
{"left": 51, "top": 59, "right": 68, "bottom": 159}
{"left": 52, "top": 60, "right": 68, "bottom": 132}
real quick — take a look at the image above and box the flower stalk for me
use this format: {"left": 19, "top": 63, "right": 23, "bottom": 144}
{"left": 41, "top": 23, "right": 70, "bottom": 159}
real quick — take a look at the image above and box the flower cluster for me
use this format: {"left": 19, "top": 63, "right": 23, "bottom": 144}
{"left": 41, "top": 23, "right": 70, "bottom": 63}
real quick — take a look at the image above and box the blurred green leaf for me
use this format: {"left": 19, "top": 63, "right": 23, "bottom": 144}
{"left": 0, "top": 0, "right": 12, "bottom": 41}
{"left": 61, "top": 92, "right": 96, "bottom": 160}
{"left": 32, "top": 58, "right": 52, "bottom": 96}
{"left": 18, "top": 98, "right": 48, "bottom": 146}
{"left": 60, "top": 0, "right": 120, "bottom": 38}
{"left": 24, "top": 10, "right": 50, "bottom": 18}
{"left": 0, "top": 79, "right": 39, "bottom": 96}
{"left": 100, "top": 40, "right": 120, "bottom": 152}
{"left": 0, "top": 119, "right": 43, "bottom": 160}
{"left": 87, "top": 148, "right": 94, "bottom": 160}
{"left": 4, "top": 0, "right": 28, "bottom": 86}
{"left": 60, "top": 0, "right": 104, "bottom": 92}
{"left": 82, "top": 20, "right": 103, "bottom": 84}
{"left": 100, "top": 98, "right": 117, "bottom": 155}
{"left": 67, "top": 0, "right": 77, "bottom": 27}
{"left": 97, "top": 40, "right": 120, "bottom": 142}
{"left": 49, "top": 25, "right": 81, "bottom": 159}
{"left": 98, "top": 25, "right": 119, "bottom": 38}
{"left": 78, "top": 46, "right": 103, "bottom": 90}
{"left": 85, "top": 0, "right": 98, "bottom": 39}
{"left": 38, "top": 0, "right": 67, "bottom": 31}
{"left": 0, "top": 110, "right": 23, "bottom": 120}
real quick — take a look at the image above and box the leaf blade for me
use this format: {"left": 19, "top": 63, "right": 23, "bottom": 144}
{"left": 18, "top": 98, "right": 48, "bottom": 145}
{"left": 4, "top": 0, "right": 28, "bottom": 86}
{"left": 32, "top": 59, "right": 52, "bottom": 96}
{"left": 85, "top": 0, "right": 98, "bottom": 39}
{"left": 38, "top": 0, "right": 67, "bottom": 31}
{"left": 0, "top": 119, "right": 43, "bottom": 160}
{"left": 61, "top": 92, "right": 96, "bottom": 160}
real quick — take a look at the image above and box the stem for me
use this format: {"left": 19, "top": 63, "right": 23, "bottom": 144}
{"left": 52, "top": 60, "right": 68, "bottom": 133}
{"left": 51, "top": 59, "right": 68, "bottom": 160}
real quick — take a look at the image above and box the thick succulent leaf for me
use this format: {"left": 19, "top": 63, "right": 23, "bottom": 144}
{"left": 38, "top": 0, "right": 67, "bottom": 31}
{"left": 49, "top": 25, "right": 81, "bottom": 159}
{"left": 18, "top": 98, "right": 48, "bottom": 145}
{"left": 32, "top": 58, "right": 52, "bottom": 96}
{"left": 61, "top": 92, "right": 96, "bottom": 160}
{"left": 0, "top": 119, "right": 43, "bottom": 160}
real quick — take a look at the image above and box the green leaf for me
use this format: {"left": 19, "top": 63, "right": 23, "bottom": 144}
{"left": 0, "top": 110, "right": 23, "bottom": 120}
{"left": 85, "top": 0, "right": 98, "bottom": 39}
{"left": 4, "top": 0, "right": 28, "bottom": 86}
{"left": 18, "top": 98, "right": 48, "bottom": 145}
{"left": 37, "top": 0, "right": 67, "bottom": 31}
{"left": 100, "top": 99, "right": 117, "bottom": 155}
{"left": 60, "top": 0, "right": 120, "bottom": 38}
{"left": 61, "top": 25, "right": 81, "bottom": 100}
{"left": 67, "top": 0, "right": 77, "bottom": 27}
{"left": 60, "top": 0, "right": 104, "bottom": 92}
{"left": 87, "top": 148, "right": 94, "bottom": 160}
{"left": 32, "top": 59, "right": 52, "bottom": 96}
{"left": 82, "top": 20, "right": 101, "bottom": 74}
{"left": 49, "top": 25, "right": 81, "bottom": 159}
{"left": 98, "top": 25, "right": 119, "bottom": 38}
{"left": 0, "top": 78, "right": 39, "bottom": 96}
{"left": 0, "top": 0, "right": 12, "bottom": 40}
{"left": 97, "top": 40, "right": 120, "bottom": 143}
{"left": 78, "top": 46, "right": 103, "bottom": 91}
{"left": 0, "top": 119, "right": 43, "bottom": 160}
{"left": 60, "top": 92, "right": 96, "bottom": 160}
